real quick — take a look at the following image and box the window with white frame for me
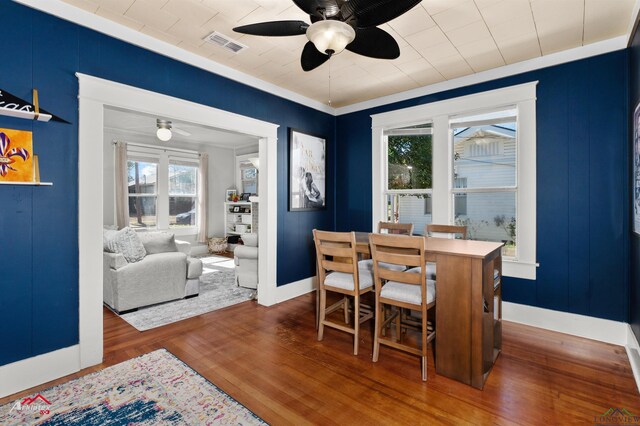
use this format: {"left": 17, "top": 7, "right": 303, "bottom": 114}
{"left": 451, "top": 109, "right": 517, "bottom": 257}
{"left": 127, "top": 145, "right": 199, "bottom": 233}
{"left": 240, "top": 160, "right": 258, "bottom": 194}
{"left": 168, "top": 161, "right": 198, "bottom": 227}
{"left": 383, "top": 124, "right": 433, "bottom": 233}
{"left": 236, "top": 154, "right": 259, "bottom": 195}
{"left": 372, "top": 82, "right": 537, "bottom": 279}
{"left": 128, "top": 157, "right": 158, "bottom": 229}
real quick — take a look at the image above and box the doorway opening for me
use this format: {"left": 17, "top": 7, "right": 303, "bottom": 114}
{"left": 78, "top": 73, "right": 279, "bottom": 369}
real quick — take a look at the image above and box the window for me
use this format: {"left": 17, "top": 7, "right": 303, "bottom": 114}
{"left": 240, "top": 162, "right": 258, "bottom": 194}
{"left": 127, "top": 146, "right": 199, "bottom": 233}
{"left": 452, "top": 111, "right": 516, "bottom": 256}
{"left": 424, "top": 196, "right": 432, "bottom": 215}
{"left": 169, "top": 162, "right": 198, "bottom": 228}
{"left": 236, "top": 154, "right": 259, "bottom": 195}
{"left": 453, "top": 178, "right": 467, "bottom": 216}
{"left": 384, "top": 125, "right": 433, "bottom": 234}
{"left": 372, "top": 82, "right": 537, "bottom": 279}
{"left": 128, "top": 159, "right": 158, "bottom": 229}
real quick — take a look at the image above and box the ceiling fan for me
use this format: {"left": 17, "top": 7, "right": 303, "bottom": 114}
{"left": 233, "top": 0, "right": 422, "bottom": 71}
{"left": 156, "top": 119, "right": 191, "bottom": 142}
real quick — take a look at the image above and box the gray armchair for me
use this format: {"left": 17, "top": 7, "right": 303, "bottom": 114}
{"left": 234, "top": 233, "right": 258, "bottom": 289}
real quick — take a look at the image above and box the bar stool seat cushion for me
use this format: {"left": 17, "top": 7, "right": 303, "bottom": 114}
{"left": 325, "top": 268, "right": 374, "bottom": 291}
{"left": 358, "top": 259, "right": 407, "bottom": 272}
{"left": 381, "top": 267, "right": 436, "bottom": 305}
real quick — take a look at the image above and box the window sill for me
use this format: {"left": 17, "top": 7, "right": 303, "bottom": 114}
{"left": 502, "top": 260, "right": 537, "bottom": 280}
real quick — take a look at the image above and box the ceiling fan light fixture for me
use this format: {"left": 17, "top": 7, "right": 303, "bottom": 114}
{"left": 306, "top": 20, "right": 355, "bottom": 56}
{"left": 156, "top": 119, "right": 172, "bottom": 142}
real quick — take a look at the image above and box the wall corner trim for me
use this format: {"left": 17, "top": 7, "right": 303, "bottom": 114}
{"left": 0, "top": 345, "right": 80, "bottom": 399}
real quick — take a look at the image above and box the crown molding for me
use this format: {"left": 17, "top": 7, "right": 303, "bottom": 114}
{"left": 626, "top": 0, "right": 640, "bottom": 46}
{"left": 12, "top": 0, "right": 634, "bottom": 118}
{"left": 13, "top": 0, "right": 334, "bottom": 115}
{"left": 335, "top": 36, "right": 627, "bottom": 116}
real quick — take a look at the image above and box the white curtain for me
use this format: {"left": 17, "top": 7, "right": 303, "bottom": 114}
{"left": 197, "top": 153, "right": 209, "bottom": 243}
{"left": 114, "top": 141, "right": 129, "bottom": 229}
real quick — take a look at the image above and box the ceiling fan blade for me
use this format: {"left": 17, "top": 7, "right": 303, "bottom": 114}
{"left": 342, "top": 0, "right": 422, "bottom": 28}
{"left": 346, "top": 27, "right": 399, "bottom": 59}
{"left": 293, "top": 0, "right": 341, "bottom": 18}
{"left": 233, "top": 21, "right": 309, "bottom": 36}
{"left": 172, "top": 127, "right": 191, "bottom": 137}
{"left": 301, "top": 41, "right": 330, "bottom": 71}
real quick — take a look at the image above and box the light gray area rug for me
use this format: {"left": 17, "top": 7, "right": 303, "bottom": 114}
{"left": 119, "top": 255, "right": 256, "bottom": 331}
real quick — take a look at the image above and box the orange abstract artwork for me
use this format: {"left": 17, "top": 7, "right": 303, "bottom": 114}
{"left": 0, "top": 128, "right": 33, "bottom": 182}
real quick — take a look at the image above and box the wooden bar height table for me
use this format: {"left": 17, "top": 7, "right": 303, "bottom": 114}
{"left": 355, "top": 232, "right": 503, "bottom": 389}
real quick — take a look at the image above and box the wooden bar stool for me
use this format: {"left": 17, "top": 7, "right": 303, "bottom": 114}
{"left": 313, "top": 230, "right": 374, "bottom": 355}
{"left": 423, "top": 224, "right": 467, "bottom": 280}
{"left": 378, "top": 221, "right": 414, "bottom": 235}
{"left": 369, "top": 233, "right": 436, "bottom": 381}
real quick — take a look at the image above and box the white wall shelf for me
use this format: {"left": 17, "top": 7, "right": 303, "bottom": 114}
{"left": 224, "top": 201, "right": 257, "bottom": 236}
{"left": 0, "top": 181, "right": 53, "bottom": 186}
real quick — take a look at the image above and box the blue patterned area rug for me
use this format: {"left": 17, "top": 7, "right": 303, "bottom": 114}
{"left": 0, "top": 349, "right": 267, "bottom": 425}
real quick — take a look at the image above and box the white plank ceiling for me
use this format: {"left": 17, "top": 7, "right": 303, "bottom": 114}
{"left": 62, "top": 0, "right": 635, "bottom": 107}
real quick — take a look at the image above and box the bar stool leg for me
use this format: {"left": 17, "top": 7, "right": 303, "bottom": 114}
{"left": 353, "top": 294, "right": 360, "bottom": 355}
{"left": 373, "top": 297, "right": 383, "bottom": 362}
{"left": 318, "top": 287, "right": 326, "bottom": 341}
{"left": 344, "top": 297, "right": 350, "bottom": 324}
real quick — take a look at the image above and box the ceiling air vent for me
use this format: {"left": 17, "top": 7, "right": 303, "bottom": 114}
{"left": 203, "top": 31, "right": 248, "bottom": 54}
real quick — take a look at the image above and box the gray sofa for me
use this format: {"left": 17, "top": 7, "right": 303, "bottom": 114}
{"left": 103, "top": 232, "right": 203, "bottom": 313}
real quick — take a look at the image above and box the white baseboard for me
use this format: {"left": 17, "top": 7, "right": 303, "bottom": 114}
{"left": 503, "top": 302, "right": 627, "bottom": 346}
{"left": 275, "top": 276, "right": 316, "bottom": 304}
{"left": 626, "top": 325, "right": 640, "bottom": 393}
{"left": 272, "top": 281, "right": 629, "bottom": 347}
{"left": 0, "top": 345, "right": 80, "bottom": 399}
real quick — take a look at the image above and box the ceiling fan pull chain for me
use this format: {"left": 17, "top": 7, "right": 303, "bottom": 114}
{"left": 328, "top": 58, "right": 332, "bottom": 107}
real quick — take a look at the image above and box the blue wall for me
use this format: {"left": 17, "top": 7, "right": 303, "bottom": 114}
{"left": 629, "top": 22, "right": 640, "bottom": 341}
{"left": 1, "top": 0, "right": 632, "bottom": 369}
{"left": 336, "top": 51, "right": 629, "bottom": 322}
{"left": 0, "top": 1, "right": 335, "bottom": 367}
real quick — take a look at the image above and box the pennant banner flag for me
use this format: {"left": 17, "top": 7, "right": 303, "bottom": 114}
{"left": 0, "top": 89, "right": 69, "bottom": 123}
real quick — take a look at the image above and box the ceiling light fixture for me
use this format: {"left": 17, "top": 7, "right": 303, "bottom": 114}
{"left": 156, "top": 119, "right": 172, "bottom": 142}
{"left": 306, "top": 20, "right": 355, "bottom": 56}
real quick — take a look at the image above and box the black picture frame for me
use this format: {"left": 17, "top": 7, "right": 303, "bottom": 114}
{"left": 289, "top": 128, "right": 326, "bottom": 211}
{"left": 634, "top": 102, "right": 640, "bottom": 235}
{"left": 241, "top": 192, "right": 251, "bottom": 201}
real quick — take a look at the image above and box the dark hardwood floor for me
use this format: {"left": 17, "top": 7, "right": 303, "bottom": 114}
{"left": 2, "top": 293, "right": 639, "bottom": 424}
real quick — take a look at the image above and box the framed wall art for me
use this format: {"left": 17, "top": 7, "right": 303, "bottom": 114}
{"left": 0, "top": 128, "right": 33, "bottom": 183}
{"left": 289, "top": 128, "right": 326, "bottom": 211}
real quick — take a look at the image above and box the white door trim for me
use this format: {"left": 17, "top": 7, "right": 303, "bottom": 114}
{"left": 77, "top": 73, "right": 279, "bottom": 369}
